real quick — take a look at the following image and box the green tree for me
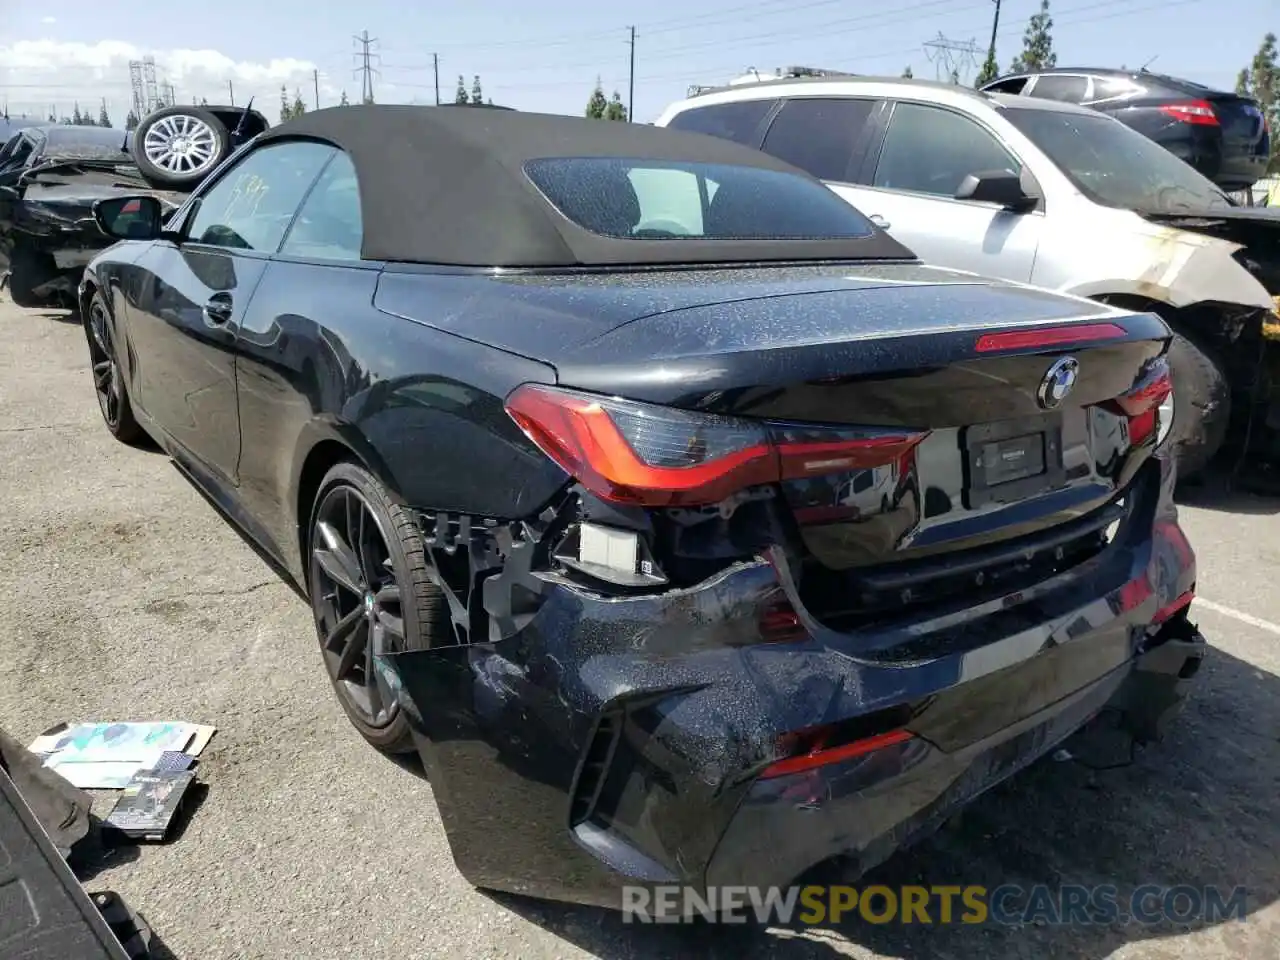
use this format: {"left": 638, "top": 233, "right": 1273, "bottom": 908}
{"left": 604, "top": 90, "right": 628, "bottom": 121}
{"left": 585, "top": 78, "right": 608, "bottom": 119}
{"left": 98, "top": 103, "right": 111, "bottom": 127}
{"left": 339, "top": 90, "right": 350, "bottom": 106}
{"left": 124, "top": 110, "right": 139, "bottom": 131}
{"left": 1237, "top": 33, "right": 1279, "bottom": 173}
{"left": 1008, "top": 0, "right": 1056, "bottom": 73}
{"left": 901, "top": 65, "right": 914, "bottom": 79}
{"left": 280, "top": 84, "right": 292, "bottom": 122}
{"left": 455, "top": 75, "right": 469, "bottom": 104}
{"left": 292, "top": 89, "right": 307, "bottom": 118}
{"left": 975, "top": 48, "right": 1000, "bottom": 87}
{"left": 470, "top": 75, "right": 483, "bottom": 104}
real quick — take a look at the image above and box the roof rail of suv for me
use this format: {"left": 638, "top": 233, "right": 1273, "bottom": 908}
{"left": 684, "top": 73, "right": 999, "bottom": 101}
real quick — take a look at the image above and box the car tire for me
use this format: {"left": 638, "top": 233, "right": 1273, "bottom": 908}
{"left": 307, "top": 461, "right": 452, "bottom": 755}
{"left": 83, "top": 291, "right": 145, "bottom": 445}
{"left": 1165, "top": 330, "right": 1231, "bottom": 480}
{"left": 132, "top": 106, "right": 233, "bottom": 190}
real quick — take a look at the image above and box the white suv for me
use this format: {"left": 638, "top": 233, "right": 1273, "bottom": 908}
{"left": 655, "top": 77, "right": 1280, "bottom": 477}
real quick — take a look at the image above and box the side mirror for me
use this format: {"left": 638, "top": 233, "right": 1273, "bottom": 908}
{"left": 954, "top": 169, "right": 1037, "bottom": 211}
{"left": 93, "top": 195, "right": 165, "bottom": 241}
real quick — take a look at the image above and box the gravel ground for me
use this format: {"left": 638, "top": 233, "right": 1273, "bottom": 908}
{"left": 1, "top": 300, "right": 1278, "bottom": 960}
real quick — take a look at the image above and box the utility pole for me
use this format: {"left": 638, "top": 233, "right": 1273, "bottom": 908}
{"left": 228, "top": 79, "right": 235, "bottom": 106}
{"left": 313, "top": 69, "right": 320, "bottom": 110}
{"left": 986, "top": 0, "right": 1002, "bottom": 75}
{"left": 433, "top": 53, "right": 440, "bottom": 105}
{"left": 353, "top": 30, "right": 381, "bottom": 104}
{"left": 627, "top": 26, "right": 636, "bottom": 122}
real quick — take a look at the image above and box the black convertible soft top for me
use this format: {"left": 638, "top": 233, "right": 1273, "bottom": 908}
{"left": 257, "top": 105, "right": 913, "bottom": 267}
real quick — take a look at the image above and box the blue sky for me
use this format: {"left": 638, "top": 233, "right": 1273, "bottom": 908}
{"left": 0, "top": 0, "right": 1272, "bottom": 123}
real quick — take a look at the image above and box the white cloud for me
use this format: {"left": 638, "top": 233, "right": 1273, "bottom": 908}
{"left": 0, "top": 39, "right": 347, "bottom": 124}
{"left": 40, "top": 16, "right": 56, "bottom": 24}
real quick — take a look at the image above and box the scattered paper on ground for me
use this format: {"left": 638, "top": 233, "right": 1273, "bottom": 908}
{"left": 29, "top": 721, "right": 216, "bottom": 789}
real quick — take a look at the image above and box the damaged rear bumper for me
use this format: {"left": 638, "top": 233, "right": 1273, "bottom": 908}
{"left": 377, "top": 461, "right": 1202, "bottom": 909}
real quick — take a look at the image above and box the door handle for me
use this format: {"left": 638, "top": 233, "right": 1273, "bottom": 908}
{"left": 869, "top": 214, "right": 891, "bottom": 230}
{"left": 203, "top": 292, "right": 233, "bottom": 327}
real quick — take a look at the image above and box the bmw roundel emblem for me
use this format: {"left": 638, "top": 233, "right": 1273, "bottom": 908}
{"left": 1037, "top": 356, "right": 1079, "bottom": 410}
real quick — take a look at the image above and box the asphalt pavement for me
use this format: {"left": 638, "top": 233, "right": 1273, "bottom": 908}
{"left": 1, "top": 299, "right": 1278, "bottom": 960}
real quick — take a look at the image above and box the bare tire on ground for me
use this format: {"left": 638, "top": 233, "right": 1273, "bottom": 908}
{"left": 1165, "top": 330, "right": 1231, "bottom": 480}
{"left": 307, "top": 461, "right": 452, "bottom": 754}
{"left": 132, "top": 106, "right": 232, "bottom": 190}
{"left": 83, "top": 291, "right": 145, "bottom": 445}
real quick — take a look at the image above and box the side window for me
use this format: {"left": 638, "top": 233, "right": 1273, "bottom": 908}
{"left": 984, "top": 76, "right": 1031, "bottom": 95}
{"left": 1088, "top": 77, "right": 1138, "bottom": 103}
{"left": 665, "top": 100, "right": 776, "bottom": 146}
{"left": 1029, "top": 75, "right": 1089, "bottom": 103}
{"left": 279, "top": 151, "right": 363, "bottom": 261}
{"left": 185, "top": 141, "right": 336, "bottom": 253}
{"left": 872, "top": 102, "right": 1020, "bottom": 198}
{"left": 761, "top": 98, "right": 874, "bottom": 182}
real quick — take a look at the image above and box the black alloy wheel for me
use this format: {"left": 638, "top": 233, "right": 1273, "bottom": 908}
{"left": 307, "top": 462, "right": 448, "bottom": 753}
{"left": 85, "top": 293, "right": 144, "bottom": 443}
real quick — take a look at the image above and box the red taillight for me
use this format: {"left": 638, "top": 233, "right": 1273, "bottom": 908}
{"left": 1108, "top": 358, "right": 1172, "bottom": 447}
{"left": 121, "top": 199, "right": 141, "bottom": 213}
{"left": 505, "top": 383, "right": 928, "bottom": 507}
{"left": 1158, "top": 100, "right": 1219, "bottom": 126}
{"left": 974, "top": 322, "right": 1128, "bottom": 353}
{"left": 759, "top": 728, "right": 913, "bottom": 780}
{"left": 1153, "top": 589, "right": 1194, "bottom": 625}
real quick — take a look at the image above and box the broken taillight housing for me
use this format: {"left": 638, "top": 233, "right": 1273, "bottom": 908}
{"left": 1107, "top": 357, "right": 1174, "bottom": 448}
{"left": 505, "top": 383, "right": 928, "bottom": 508}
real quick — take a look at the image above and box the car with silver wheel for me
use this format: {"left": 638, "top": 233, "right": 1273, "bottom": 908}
{"left": 131, "top": 103, "right": 268, "bottom": 190}
{"left": 78, "top": 105, "right": 1202, "bottom": 909}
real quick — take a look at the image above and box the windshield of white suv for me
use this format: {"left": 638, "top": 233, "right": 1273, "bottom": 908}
{"left": 1003, "top": 107, "right": 1233, "bottom": 212}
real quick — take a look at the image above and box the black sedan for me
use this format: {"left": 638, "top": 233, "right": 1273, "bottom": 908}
{"left": 79, "top": 105, "right": 1204, "bottom": 909}
{"left": 982, "top": 67, "right": 1270, "bottom": 192}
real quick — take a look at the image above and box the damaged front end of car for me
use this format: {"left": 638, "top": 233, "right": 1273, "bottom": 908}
{"left": 1, "top": 168, "right": 181, "bottom": 309}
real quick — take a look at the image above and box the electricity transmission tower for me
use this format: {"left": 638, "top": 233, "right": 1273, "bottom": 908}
{"left": 923, "top": 33, "right": 982, "bottom": 84}
{"left": 353, "top": 32, "right": 381, "bottom": 104}
{"left": 129, "top": 61, "right": 145, "bottom": 119}
{"left": 141, "top": 56, "right": 161, "bottom": 113}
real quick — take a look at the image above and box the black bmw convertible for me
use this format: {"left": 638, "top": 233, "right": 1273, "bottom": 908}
{"left": 80, "top": 105, "right": 1203, "bottom": 909}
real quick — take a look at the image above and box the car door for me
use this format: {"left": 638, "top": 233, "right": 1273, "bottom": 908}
{"left": 833, "top": 100, "right": 1042, "bottom": 282}
{"left": 230, "top": 148, "right": 378, "bottom": 564}
{"left": 123, "top": 139, "right": 336, "bottom": 486}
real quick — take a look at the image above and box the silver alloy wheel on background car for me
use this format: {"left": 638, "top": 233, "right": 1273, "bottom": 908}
{"left": 141, "top": 114, "right": 220, "bottom": 179}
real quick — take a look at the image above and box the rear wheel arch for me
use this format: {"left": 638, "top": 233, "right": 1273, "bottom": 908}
{"left": 294, "top": 437, "right": 366, "bottom": 582}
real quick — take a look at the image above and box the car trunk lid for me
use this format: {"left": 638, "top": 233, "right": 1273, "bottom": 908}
{"left": 532, "top": 281, "right": 1170, "bottom": 629}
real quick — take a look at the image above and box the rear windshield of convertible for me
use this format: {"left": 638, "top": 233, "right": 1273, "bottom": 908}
{"left": 523, "top": 157, "right": 877, "bottom": 241}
